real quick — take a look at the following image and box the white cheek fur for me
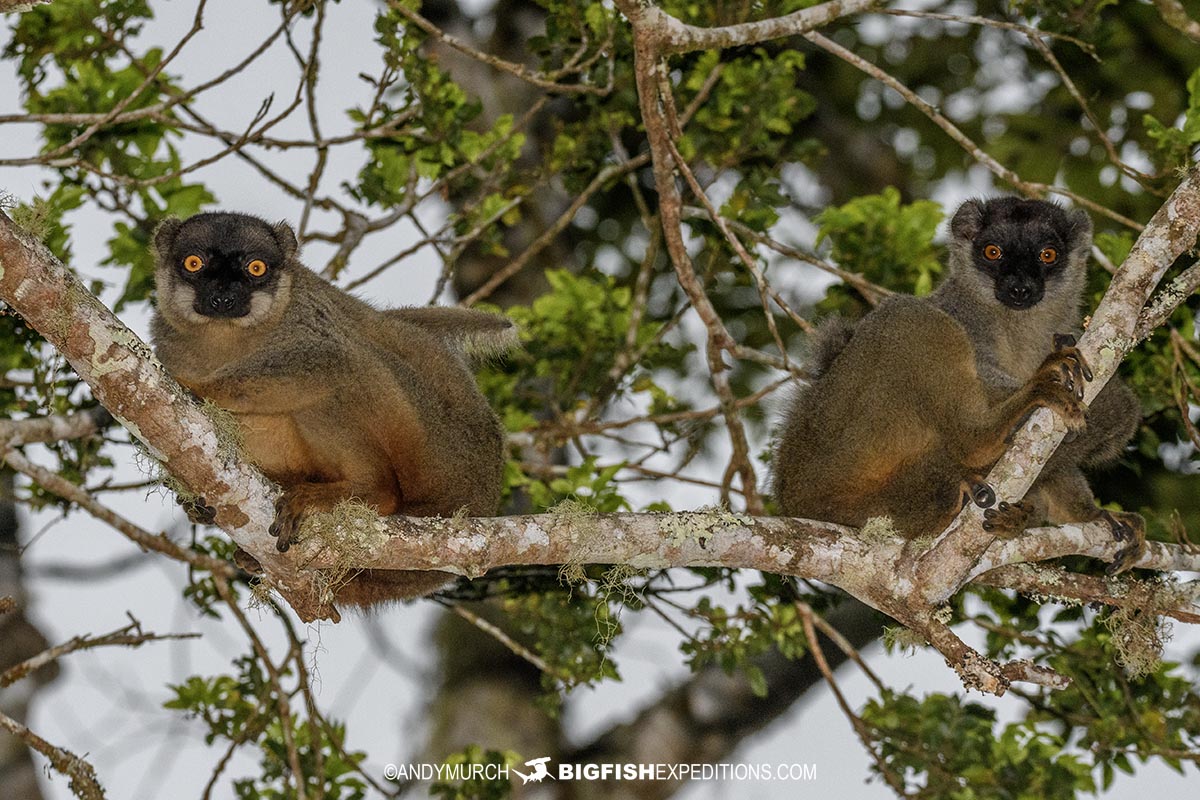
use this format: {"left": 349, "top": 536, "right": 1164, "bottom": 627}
{"left": 233, "top": 272, "right": 292, "bottom": 328}
{"left": 235, "top": 292, "right": 278, "bottom": 327}
{"left": 168, "top": 283, "right": 209, "bottom": 324}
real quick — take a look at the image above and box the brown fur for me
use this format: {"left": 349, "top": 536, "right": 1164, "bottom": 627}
{"left": 775, "top": 198, "right": 1145, "bottom": 572}
{"left": 151, "top": 212, "right": 516, "bottom": 607}
{"left": 774, "top": 296, "right": 1087, "bottom": 537}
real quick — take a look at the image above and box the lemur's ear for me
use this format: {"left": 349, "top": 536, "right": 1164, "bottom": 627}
{"left": 271, "top": 221, "right": 298, "bottom": 261}
{"left": 153, "top": 217, "right": 183, "bottom": 257}
{"left": 949, "top": 198, "right": 985, "bottom": 242}
{"left": 1064, "top": 208, "right": 1093, "bottom": 253}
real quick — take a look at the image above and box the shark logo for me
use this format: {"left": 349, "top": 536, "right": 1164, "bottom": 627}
{"left": 512, "top": 756, "right": 552, "bottom": 784}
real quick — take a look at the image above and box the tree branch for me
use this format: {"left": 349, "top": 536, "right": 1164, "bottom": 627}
{"left": 617, "top": 0, "right": 765, "bottom": 511}
{"left": 1152, "top": 0, "right": 1200, "bottom": 42}
{"left": 975, "top": 564, "right": 1200, "bottom": 625}
{"left": 295, "top": 511, "right": 1200, "bottom": 578}
{"left": 0, "top": 708, "right": 104, "bottom": 800}
{"left": 617, "top": 0, "right": 880, "bottom": 55}
{"left": 0, "top": 408, "right": 110, "bottom": 447}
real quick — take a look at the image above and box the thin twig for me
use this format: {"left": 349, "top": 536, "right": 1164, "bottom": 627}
{"left": 802, "top": 31, "right": 1143, "bottom": 231}
{"left": 391, "top": 2, "right": 612, "bottom": 96}
{"left": 796, "top": 602, "right": 911, "bottom": 796}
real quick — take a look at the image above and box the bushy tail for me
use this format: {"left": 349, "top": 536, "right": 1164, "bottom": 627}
{"left": 386, "top": 307, "right": 520, "bottom": 364}
{"left": 805, "top": 315, "right": 857, "bottom": 377}
{"left": 333, "top": 569, "right": 453, "bottom": 609}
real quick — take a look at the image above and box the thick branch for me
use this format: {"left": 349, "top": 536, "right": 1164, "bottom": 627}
{"left": 975, "top": 563, "right": 1200, "bottom": 625}
{"left": 302, "top": 509, "right": 1198, "bottom": 693}
{"left": 298, "top": 511, "right": 1200, "bottom": 586}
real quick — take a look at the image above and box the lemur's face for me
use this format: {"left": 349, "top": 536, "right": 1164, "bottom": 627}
{"left": 154, "top": 212, "right": 295, "bottom": 328}
{"left": 952, "top": 198, "right": 1090, "bottom": 312}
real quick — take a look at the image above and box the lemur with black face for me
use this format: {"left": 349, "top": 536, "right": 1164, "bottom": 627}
{"left": 151, "top": 211, "right": 517, "bottom": 606}
{"left": 773, "top": 198, "right": 1145, "bottom": 573}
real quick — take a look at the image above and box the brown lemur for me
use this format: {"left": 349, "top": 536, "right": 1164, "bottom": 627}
{"left": 774, "top": 198, "right": 1145, "bottom": 573}
{"left": 151, "top": 211, "right": 517, "bottom": 606}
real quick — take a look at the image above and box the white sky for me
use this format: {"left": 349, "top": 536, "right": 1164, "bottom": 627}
{"left": 0, "top": 3, "right": 1196, "bottom": 799}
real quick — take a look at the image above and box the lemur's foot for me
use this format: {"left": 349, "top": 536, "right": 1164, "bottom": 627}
{"left": 960, "top": 476, "right": 996, "bottom": 509}
{"left": 1102, "top": 510, "right": 1147, "bottom": 575}
{"left": 268, "top": 491, "right": 306, "bottom": 552}
{"left": 179, "top": 495, "right": 217, "bottom": 526}
{"left": 982, "top": 501, "right": 1032, "bottom": 539}
{"left": 1052, "top": 333, "right": 1094, "bottom": 389}
{"left": 233, "top": 547, "right": 263, "bottom": 574}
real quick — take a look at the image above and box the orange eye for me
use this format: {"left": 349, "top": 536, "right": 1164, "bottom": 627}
{"left": 983, "top": 244, "right": 1003, "bottom": 261}
{"left": 247, "top": 259, "right": 267, "bottom": 277}
{"left": 183, "top": 254, "right": 204, "bottom": 272}
{"left": 1039, "top": 247, "right": 1058, "bottom": 264}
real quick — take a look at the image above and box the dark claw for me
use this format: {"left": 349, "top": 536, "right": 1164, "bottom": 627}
{"left": 179, "top": 496, "right": 217, "bottom": 526}
{"left": 270, "top": 495, "right": 295, "bottom": 552}
{"left": 1100, "top": 510, "right": 1146, "bottom": 575}
{"left": 981, "top": 501, "right": 1031, "bottom": 538}
{"left": 1060, "top": 363, "right": 1075, "bottom": 394}
{"left": 982, "top": 504, "right": 1003, "bottom": 530}
{"left": 1105, "top": 548, "right": 1135, "bottom": 577}
{"left": 1105, "top": 512, "right": 1133, "bottom": 543}
{"left": 268, "top": 516, "right": 291, "bottom": 552}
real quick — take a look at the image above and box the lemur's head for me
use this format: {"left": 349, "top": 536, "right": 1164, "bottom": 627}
{"left": 948, "top": 198, "right": 1092, "bottom": 311}
{"left": 153, "top": 211, "right": 298, "bottom": 330}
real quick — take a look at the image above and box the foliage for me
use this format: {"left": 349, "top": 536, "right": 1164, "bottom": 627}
{"left": 1142, "top": 67, "right": 1200, "bottom": 172}
{"left": 862, "top": 690, "right": 1095, "bottom": 797}
{"left": 500, "top": 576, "right": 625, "bottom": 706}
{"left": 681, "top": 578, "right": 811, "bottom": 697}
{"left": 166, "top": 654, "right": 369, "bottom": 799}
{"left": 815, "top": 188, "right": 945, "bottom": 319}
